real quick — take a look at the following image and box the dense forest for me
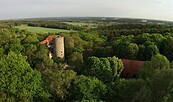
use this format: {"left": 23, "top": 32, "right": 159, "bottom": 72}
{"left": 1, "top": 18, "right": 173, "bottom": 102}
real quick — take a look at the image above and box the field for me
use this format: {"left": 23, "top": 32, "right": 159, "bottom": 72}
{"left": 15, "top": 25, "right": 76, "bottom": 33}
{"left": 64, "top": 22, "right": 98, "bottom": 28}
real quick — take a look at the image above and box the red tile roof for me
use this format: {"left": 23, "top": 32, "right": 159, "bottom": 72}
{"left": 40, "top": 35, "right": 55, "bottom": 45}
{"left": 122, "top": 59, "right": 144, "bottom": 75}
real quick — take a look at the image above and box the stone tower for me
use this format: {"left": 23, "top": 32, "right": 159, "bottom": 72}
{"left": 53, "top": 35, "right": 64, "bottom": 59}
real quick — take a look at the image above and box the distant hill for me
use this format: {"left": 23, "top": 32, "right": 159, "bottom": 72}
{"left": 21, "top": 17, "right": 173, "bottom": 25}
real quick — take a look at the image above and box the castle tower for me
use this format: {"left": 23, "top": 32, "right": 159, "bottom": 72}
{"left": 53, "top": 35, "right": 64, "bottom": 59}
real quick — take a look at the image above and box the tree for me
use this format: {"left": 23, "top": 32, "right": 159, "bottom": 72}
{"left": 94, "top": 46, "right": 114, "bottom": 57}
{"left": 106, "top": 79, "right": 126, "bottom": 102}
{"left": 71, "top": 34, "right": 87, "bottom": 49}
{"left": 82, "top": 56, "right": 123, "bottom": 83}
{"left": 42, "top": 69, "right": 77, "bottom": 101}
{"left": 22, "top": 34, "right": 39, "bottom": 44}
{"left": 4, "top": 43, "right": 25, "bottom": 54}
{"left": 65, "top": 35, "right": 74, "bottom": 57}
{"left": 107, "top": 56, "right": 124, "bottom": 78}
{"left": 4, "top": 38, "right": 25, "bottom": 54}
{"left": 144, "top": 44, "right": 159, "bottom": 60}
{"left": 148, "top": 54, "right": 170, "bottom": 70}
{"left": 127, "top": 43, "right": 139, "bottom": 59}
{"left": 137, "top": 45, "right": 145, "bottom": 60}
{"left": 69, "top": 75, "right": 107, "bottom": 102}
{"left": 161, "top": 36, "right": 173, "bottom": 61}
{"left": 138, "top": 54, "right": 170, "bottom": 79}
{"left": 81, "top": 56, "right": 124, "bottom": 83}
{"left": 149, "top": 70, "right": 173, "bottom": 102}
{"left": 0, "top": 91, "right": 15, "bottom": 102}
{"left": 0, "top": 51, "right": 50, "bottom": 101}
{"left": 134, "top": 33, "right": 151, "bottom": 45}
{"left": 98, "top": 58, "right": 114, "bottom": 83}
{"left": 82, "top": 56, "right": 101, "bottom": 80}
{"left": 171, "top": 61, "right": 173, "bottom": 69}
{"left": 34, "top": 44, "right": 54, "bottom": 71}
{"left": 116, "top": 42, "right": 139, "bottom": 59}
{"left": 0, "top": 47, "right": 4, "bottom": 58}
{"left": 83, "top": 56, "right": 101, "bottom": 75}
{"left": 106, "top": 79, "right": 149, "bottom": 102}
{"left": 80, "top": 33, "right": 106, "bottom": 47}
{"left": 150, "top": 34, "right": 164, "bottom": 48}
{"left": 24, "top": 44, "right": 37, "bottom": 67}
{"left": 67, "top": 52, "right": 83, "bottom": 72}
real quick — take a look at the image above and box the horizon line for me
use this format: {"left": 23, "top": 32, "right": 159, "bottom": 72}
{"left": 1, "top": 16, "right": 173, "bottom": 22}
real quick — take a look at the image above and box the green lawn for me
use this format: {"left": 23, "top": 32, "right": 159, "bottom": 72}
{"left": 15, "top": 25, "right": 76, "bottom": 33}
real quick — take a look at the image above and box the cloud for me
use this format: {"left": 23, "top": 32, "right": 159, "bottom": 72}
{"left": 0, "top": 0, "right": 173, "bottom": 21}
{"left": 154, "top": 0, "right": 162, "bottom": 3}
{"left": 153, "top": 0, "right": 168, "bottom": 4}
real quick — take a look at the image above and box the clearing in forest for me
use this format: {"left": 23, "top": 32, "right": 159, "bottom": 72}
{"left": 15, "top": 25, "right": 76, "bottom": 33}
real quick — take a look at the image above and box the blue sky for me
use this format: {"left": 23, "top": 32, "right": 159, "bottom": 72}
{"left": 0, "top": 0, "right": 173, "bottom": 21}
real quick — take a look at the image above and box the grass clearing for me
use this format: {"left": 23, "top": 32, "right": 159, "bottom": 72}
{"left": 63, "top": 22, "right": 97, "bottom": 28}
{"left": 15, "top": 25, "right": 76, "bottom": 33}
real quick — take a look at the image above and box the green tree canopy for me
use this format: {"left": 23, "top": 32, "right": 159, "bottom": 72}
{"left": 82, "top": 56, "right": 123, "bottom": 83}
{"left": 42, "top": 69, "right": 77, "bottom": 101}
{"left": 149, "top": 70, "right": 173, "bottom": 102}
{"left": 0, "top": 51, "right": 49, "bottom": 101}
{"left": 69, "top": 75, "right": 107, "bottom": 102}
{"left": 106, "top": 79, "right": 148, "bottom": 102}
{"left": 144, "top": 44, "right": 159, "bottom": 60}
{"left": 107, "top": 56, "right": 124, "bottom": 78}
{"left": 116, "top": 42, "right": 139, "bottom": 59}
{"left": 139, "top": 54, "right": 170, "bottom": 79}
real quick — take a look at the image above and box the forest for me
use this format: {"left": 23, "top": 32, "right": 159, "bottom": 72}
{"left": 1, "top": 17, "right": 173, "bottom": 102}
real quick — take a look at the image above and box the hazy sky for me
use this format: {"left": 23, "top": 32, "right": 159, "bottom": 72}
{"left": 0, "top": 0, "right": 173, "bottom": 21}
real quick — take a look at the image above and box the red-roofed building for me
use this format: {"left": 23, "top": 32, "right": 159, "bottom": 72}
{"left": 40, "top": 35, "right": 55, "bottom": 46}
{"left": 121, "top": 59, "right": 144, "bottom": 77}
{"left": 40, "top": 35, "right": 64, "bottom": 59}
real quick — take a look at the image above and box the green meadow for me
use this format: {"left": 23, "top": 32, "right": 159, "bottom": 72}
{"left": 15, "top": 25, "right": 76, "bottom": 33}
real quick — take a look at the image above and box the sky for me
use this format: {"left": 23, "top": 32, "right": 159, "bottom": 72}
{"left": 0, "top": 0, "right": 173, "bottom": 21}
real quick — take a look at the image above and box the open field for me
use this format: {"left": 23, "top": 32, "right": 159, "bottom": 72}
{"left": 64, "top": 22, "right": 93, "bottom": 26}
{"left": 63, "top": 22, "right": 98, "bottom": 28}
{"left": 15, "top": 25, "right": 76, "bottom": 33}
